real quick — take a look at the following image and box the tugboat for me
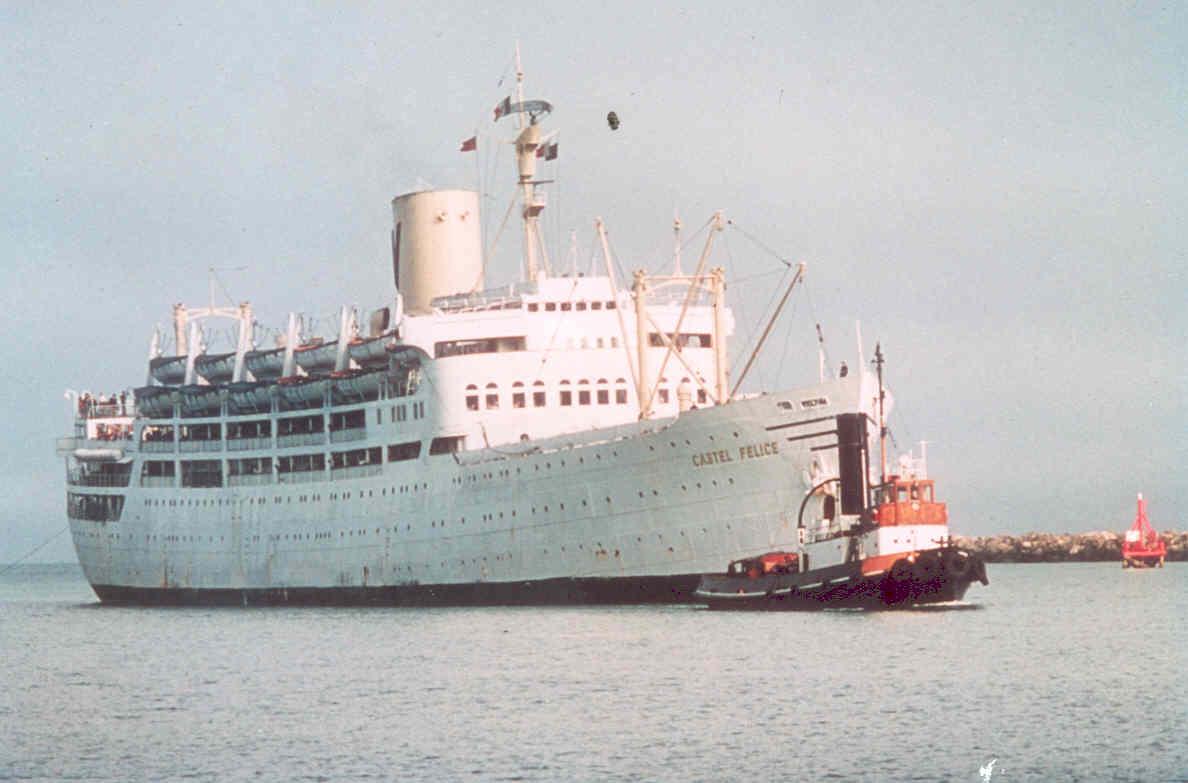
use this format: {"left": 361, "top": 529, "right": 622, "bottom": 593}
{"left": 694, "top": 347, "right": 988, "bottom": 610}
{"left": 1121, "top": 493, "right": 1166, "bottom": 568}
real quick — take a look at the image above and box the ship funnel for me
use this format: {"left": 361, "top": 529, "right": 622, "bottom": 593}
{"left": 391, "top": 189, "right": 482, "bottom": 313}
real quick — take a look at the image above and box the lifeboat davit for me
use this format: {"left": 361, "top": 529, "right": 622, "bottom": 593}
{"left": 1121, "top": 493, "right": 1167, "bottom": 568}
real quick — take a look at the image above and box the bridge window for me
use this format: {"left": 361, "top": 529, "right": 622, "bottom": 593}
{"left": 434, "top": 336, "right": 526, "bottom": 359}
{"left": 388, "top": 441, "right": 421, "bottom": 462}
{"left": 429, "top": 436, "right": 465, "bottom": 456}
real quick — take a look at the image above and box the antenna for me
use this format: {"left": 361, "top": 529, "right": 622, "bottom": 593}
{"left": 874, "top": 342, "right": 887, "bottom": 484}
{"left": 672, "top": 210, "right": 683, "bottom": 275}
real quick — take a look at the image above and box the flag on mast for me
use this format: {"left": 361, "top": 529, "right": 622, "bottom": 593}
{"left": 535, "top": 142, "right": 558, "bottom": 160}
{"left": 459, "top": 136, "right": 477, "bottom": 152}
{"left": 493, "top": 96, "right": 511, "bottom": 121}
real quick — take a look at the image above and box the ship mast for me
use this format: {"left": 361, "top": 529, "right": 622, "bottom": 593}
{"left": 509, "top": 44, "right": 550, "bottom": 283}
{"left": 874, "top": 342, "right": 888, "bottom": 483}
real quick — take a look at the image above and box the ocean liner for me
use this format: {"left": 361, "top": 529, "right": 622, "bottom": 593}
{"left": 57, "top": 55, "right": 971, "bottom": 606}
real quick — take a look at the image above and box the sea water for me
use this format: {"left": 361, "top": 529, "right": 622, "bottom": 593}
{"left": 1, "top": 563, "right": 1183, "bottom": 782}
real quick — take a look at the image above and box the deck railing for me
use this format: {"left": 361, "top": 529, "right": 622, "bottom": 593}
{"left": 228, "top": 473, "right": 273, "bottom": 487}
{"left": 277, "top": 470, "right": 327, "bottom": 485}
{"left": 329, "top": 428, "right": 367, "bottom": 444}
{"left": 140, "top": 441, "right": 175, "bottom": 453}
{"left": 67, "top": 472, "right": 132, "bottom": 488}
{"left": 330, "top": 464, "right": 382, "bottom": 481}
{"left": 139, "top": 476, "right": 176, "bottom": 488}
{"left": 179, "top": 440, "right": 223, "bottom": 453}
{"left": 277, "top": 432, "right": 326, "bottom": 448}
{"left": 226, "top": 436, "right": 272, "bottom": 452}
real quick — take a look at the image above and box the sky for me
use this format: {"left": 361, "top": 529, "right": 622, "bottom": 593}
{"left": 2, "top": 1, "right": 1185, "bottom": 562}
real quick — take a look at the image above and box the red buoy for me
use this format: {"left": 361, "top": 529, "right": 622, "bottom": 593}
{"left": 1121, "top": 493, "right": 1167, "bottom": 569}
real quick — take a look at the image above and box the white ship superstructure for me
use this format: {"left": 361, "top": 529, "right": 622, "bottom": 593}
{"left": 58, "top": 54, "right": 949, "bottom": 605}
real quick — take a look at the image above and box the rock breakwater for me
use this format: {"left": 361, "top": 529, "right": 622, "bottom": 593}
{"left": 952, "top": 531, "right": 1187, "bottom": 563}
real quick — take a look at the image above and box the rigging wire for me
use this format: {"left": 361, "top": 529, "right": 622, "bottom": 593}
{"left": 0, "top": 526, "right": 71, "bottom": 576}
{"left": 725, "top": 220, "right": 792, "bottom": 269}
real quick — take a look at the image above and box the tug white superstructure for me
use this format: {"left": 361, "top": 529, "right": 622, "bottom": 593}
{"left": 57, "top": 56, "right": 930, "bottom": 605}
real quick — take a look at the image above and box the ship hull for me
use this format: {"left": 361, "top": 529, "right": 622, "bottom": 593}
{"left": 92, "top": 573, "right": 701, "bottom": 606}
{"left": 695, "top": 548, "right": 988, "bottom": 611}
{"left": 67, "top": 378, "right": 876, "bottom": 606}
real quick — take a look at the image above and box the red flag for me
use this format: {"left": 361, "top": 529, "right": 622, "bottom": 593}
{"left": 493, "top": 96, "right": 511, "bottom": 121}
{"left": 459, "top": 136, "right": 477, "bottom": 152}
{"left": 544, "top": 142, "right": 558, "bottom": 161}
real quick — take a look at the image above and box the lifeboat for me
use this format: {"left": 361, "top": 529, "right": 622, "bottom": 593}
{"left": 226, "top": 381, "right": 273, "bottom": 414}
{"left": 194, "top": 352, "right": 236, "bottom": 384}
{"left": 133, "top": 385, "right": 177, "bottom": 418}
{"left": 1122, "top": 493, "right": 1167, "bottom": 568}
{"left": 331, "top": 368, "right": 384, "bottom": 403}
{"left": 244, "top": 347, "right": 285, "bottom": 381}
{"left": 148, "top": 355, "right": 187, "bottom": 385}
{"left": 276, "top": 375, "right": 328, "bottom": 406}
{"left": 176, "top": 384, "right": 223, "bottom": 417}
{"left": 294, "top": 338, "right": 338, "bottom": 373}
{"left": 348, "top": 335, "right": 395, "bottom": 368}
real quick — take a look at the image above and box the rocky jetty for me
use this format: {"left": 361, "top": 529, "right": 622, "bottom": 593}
{"left": 953, "top": 531, "right": 1187, "bottom": 563}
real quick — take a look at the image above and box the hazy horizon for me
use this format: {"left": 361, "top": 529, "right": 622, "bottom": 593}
{"left": 3, "top": 2, "right": 1185, "bottom": 563}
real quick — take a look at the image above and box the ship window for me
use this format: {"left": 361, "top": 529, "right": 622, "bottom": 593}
{"left": 141, "top": 425, "right": 175, "bottom": 444}
{"left": 658, "top": 388, "right": 670, "bottom": 404}
{"left": 545, "top": 302, "right": 557, "bottom": 312}
{"left": 141, "top": 460, "right": 175, "bottom": 479}
{"left": 596, "top": 379, "right": 609, "bottom": 405}
{"left": 528, "top": 303, "right": 539, "bottom": 312}
{"left": 559, "top": 380, "right": 572, "bottom": 407}
{"left": 576, "top": 301, "right": 587, "bottom": 311}
{"left": 329, "top": 409, "right": 366, "bottom": 432}
{"left": 429, "top": 436, "right": 465, "bottom": 456}
{"left": 180, "top": 460, "right": 223, "bottom": 488}
{"left": 532, "top": 380, "right": 546, "bottom": 407}
{"left": 485, "top": 382, "right": 499, "bottom": 410}
{"left": 465, "top": 384, "right": 479, "bottom": 411}
{"left": 561, "top": 302, "right": 572, "bottom": 311}
{"left": 611, "top": 337, "right": 619, "bottom": 348}
{"left": 396, "top": 404, "right": 407, "bottom": 422}
{"left": 591, "top": 301, "right": 602, "bottom": 310}
{"left": 435, "top": 336, "right": 526, "bottom": 359}
{"left": 512, "top": 381, "right": 526, "bottom": 409}
{"left": 697, "top": 389, "right": 707, "bottom": 404}
{"left": 578, "top": 379, "right": 591, "bottom": 406}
